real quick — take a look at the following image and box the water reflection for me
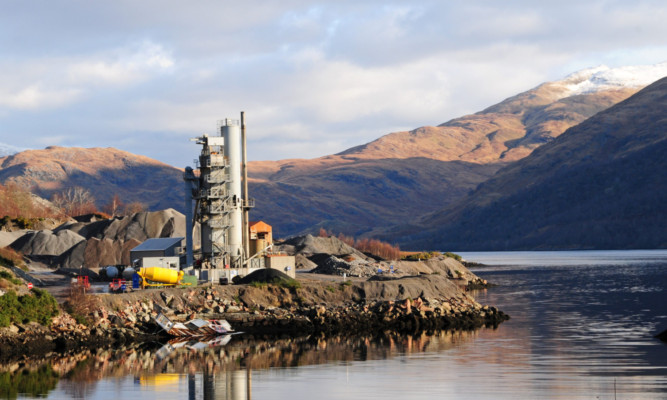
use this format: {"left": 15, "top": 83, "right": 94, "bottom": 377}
{"left": 0, "top": 329, "right": 483, "bottom": 399}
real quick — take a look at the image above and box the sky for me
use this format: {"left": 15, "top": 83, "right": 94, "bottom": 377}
{"left": 0, "top": 1, "right": 666, "bottom": 167}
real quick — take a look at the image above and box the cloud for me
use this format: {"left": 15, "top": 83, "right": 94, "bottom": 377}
{"left": 1, "top": 0, "right": 667, "bottom": 166}
{"left": 0, "top": 41, "right": 173, "bottom": 111}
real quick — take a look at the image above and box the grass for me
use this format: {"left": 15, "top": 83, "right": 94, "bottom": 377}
{"left": 248, "top": 278, "right": 302, "bottom": 291}
{"left": 401, "top": 251, "right": 463, "bottom": 262}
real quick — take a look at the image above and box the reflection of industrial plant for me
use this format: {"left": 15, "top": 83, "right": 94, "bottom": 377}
{"left": 182, "top": 113, "right": 294, "bottom": 283}
{"left": 0, "top": 330, "right": 483, "bottom": 399}
{"left": 186, "top": 369, "right": 252, "bottom": 400}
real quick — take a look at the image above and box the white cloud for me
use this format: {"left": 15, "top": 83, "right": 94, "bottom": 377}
{"left": 0, "top": 41, "right": 174, "bottom": 111}
{"left": 1, "top": 1, "right": 667, "bottom": 166}
{"left": 0, "top": 85, "right": 83, "bottom": 110}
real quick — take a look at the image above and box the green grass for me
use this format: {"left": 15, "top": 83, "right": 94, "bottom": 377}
{"left": 249, "top": 281, "right": 268, "bottom": 289}
{"left": 249, "top": 278, "right": 301, "bottom": 291}
{"left": 444, "top": 252, "right": 462, "bottom": 261}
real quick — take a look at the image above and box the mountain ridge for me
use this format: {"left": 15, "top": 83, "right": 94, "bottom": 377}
{"left": 392, "top": 76, "right": 667, "bottom": 250}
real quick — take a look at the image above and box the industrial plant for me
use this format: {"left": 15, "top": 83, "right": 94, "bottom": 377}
{"left": 181, "top": 112, "right": 294, "bottom": 283}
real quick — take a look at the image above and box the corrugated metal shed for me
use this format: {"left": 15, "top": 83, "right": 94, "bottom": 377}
{"left": 131, "top": 237, "right": 184, "bottom": 252}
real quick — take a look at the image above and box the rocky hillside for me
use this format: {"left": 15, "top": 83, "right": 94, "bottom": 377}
{"left": 0, "top": 146, "right": 183, "bottom": 212}
{"left": 393, "top": 77, "right": 667, "bottom": 250}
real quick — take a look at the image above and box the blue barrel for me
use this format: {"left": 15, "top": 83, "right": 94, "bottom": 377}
{"left": 132, "top": 273, "right": 141, "bottom": 289}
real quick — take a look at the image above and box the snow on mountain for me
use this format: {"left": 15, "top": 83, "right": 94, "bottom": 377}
{"left": 0, "top": 143, "right": 27, "bottom": 157}
{"left": 556, "top": 62, "right": 667, "bottom": 97}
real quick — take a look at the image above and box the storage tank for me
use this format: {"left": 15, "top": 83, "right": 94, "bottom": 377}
{"left": 221, "top": 119, "right": 243, "bottom": 264}
{"left": 122, "top": 267, "right": 136, "bottom": 280}
{"left": 105, "top": 266, "right": 119, "bottom": 279}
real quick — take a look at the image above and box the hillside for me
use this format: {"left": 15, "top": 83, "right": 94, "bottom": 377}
{"left": 393, "top": 77, "right": 667, "bottom": 250}
{"left": 0, "top": 146, "right": 184, "bottom": 212}
{"left": 338, "top": 75, "right": 640, "bottom": 163}
{"left": 247, "top": 67, "right": 650, "bottom": 236}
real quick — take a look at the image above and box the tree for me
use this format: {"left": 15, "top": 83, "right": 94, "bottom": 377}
{"left": 102, "top": 194, "right": 124, "bottom": 217}
{"left": 123, "top": 201, "right": 146, "bottom": 215}
{"left": 51, "top": 187, "right": 97, "bottom": 217}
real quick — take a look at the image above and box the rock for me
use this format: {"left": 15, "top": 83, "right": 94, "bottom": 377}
{"left": 227, "top": 306, "right": 241, "bottom": 313}
{"left": 125, "top": 314, "right": 137, "bottom": 324}
{"left": 8, "top": 325, "right": 19, "bottom": 334}
{"left": 161, "top": 293, "right": 174, "bottom": 306}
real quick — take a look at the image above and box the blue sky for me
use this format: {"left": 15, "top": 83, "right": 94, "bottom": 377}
{"left": 1, "top": 0, "right": 666, "bottom": 167}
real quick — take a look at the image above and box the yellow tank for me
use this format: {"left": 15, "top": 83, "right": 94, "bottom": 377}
{"left": 139, "top": 267, "right": 184, "bottom": 284}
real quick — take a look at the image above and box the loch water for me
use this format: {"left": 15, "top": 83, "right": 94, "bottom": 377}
{"left": 4, "top": 250, "right": 667, "bottom": 399}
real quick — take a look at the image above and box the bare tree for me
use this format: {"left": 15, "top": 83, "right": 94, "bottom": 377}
{"left": 122, "top": 201, "right": 146, "bottom": 215}
{"left": 102, "top": 194, "right": 124, "bottom": 217}
{"left": 51, "top": 187, "right": 97, "bottom": 217}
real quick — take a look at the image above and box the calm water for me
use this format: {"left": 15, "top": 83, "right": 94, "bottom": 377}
{"left": 4, "top": 250, "right": 667, "bottom": 399}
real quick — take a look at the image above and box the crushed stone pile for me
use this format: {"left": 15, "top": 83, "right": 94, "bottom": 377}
{"left": 310, "top": 255, "right": 380, "bottom": 278}
{"left": 10, "top": 229, "right": 85, "bottom": 256}
{"left": 276, "top": 234, "right": 369, "bottom": 260}
{"left": 11, "top": 209, "right": 189, "bottom": 271}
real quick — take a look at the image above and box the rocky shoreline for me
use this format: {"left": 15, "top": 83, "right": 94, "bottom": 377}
{"left": 0, "top": 274, "right": 507, "bottom": 362}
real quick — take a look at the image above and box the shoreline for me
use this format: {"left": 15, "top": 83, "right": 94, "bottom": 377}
{"left": 0, "top": 274, "right": 508, "bottom": 362}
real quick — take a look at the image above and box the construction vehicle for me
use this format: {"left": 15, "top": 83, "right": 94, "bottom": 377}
{"left": 136, "top": 267, "right": 197, "bottom": 289}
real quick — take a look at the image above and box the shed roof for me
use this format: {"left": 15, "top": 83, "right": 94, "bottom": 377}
{"left": 131, "top": 237, "right": 184, "bottom": 252}
{"left": 249, "top": 221, "right": 272, "bottom": 232}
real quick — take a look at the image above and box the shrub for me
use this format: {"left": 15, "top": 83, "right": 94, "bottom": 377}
{"left": 0, "top": 269, "right": 22, "bottom": 285}
{"left": 402, "top": 251, "right": 441, "bottom": 261}
{"left": 0, "top": 288, "right": 59, "bottom": 327}
{"left": 0, "top": 248, "right": 24, "bottom": 269}
{"left": 444, "top": 252, "right": 462, "bottom": 261}
{"left": 63, "top": 285, "right": 100, "bottom": 327}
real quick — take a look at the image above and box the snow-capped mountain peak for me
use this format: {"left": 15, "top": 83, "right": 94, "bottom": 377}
{"left": 0, "top": 143, "right": 27, "bottom": 157}
{"left": 555, "top": 62, "right": 667, "bottom": 97}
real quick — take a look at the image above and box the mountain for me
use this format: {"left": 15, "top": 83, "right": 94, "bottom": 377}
{"left": 0, "top": 146, "right": 184, "bottom": 212}
{"left": 248, "top": 64, "right": 664, "bottom": 236}
{"left": 248, "top": 157, "right": 499, "bottom": 236}
{"left": 340, "top": 64, "right": 667, "bottom": 163}
{"left": 393, "top": 77, "right": 667, "bottom": 250}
